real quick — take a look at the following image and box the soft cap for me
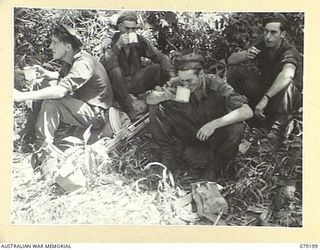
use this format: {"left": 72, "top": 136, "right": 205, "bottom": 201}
{"left": 263, "top": 13, "right": 288, "bottom": 30}
{"left": 60, "top": 24, "right": 83, "bottom": 47}
{"left": 175, "top": 52, "right": 205, "bottom": 71}
{"left": 116, "top": 11, "right": 138, "bottom": 25}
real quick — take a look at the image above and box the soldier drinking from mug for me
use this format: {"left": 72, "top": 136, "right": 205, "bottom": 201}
{"left": 147, "top": 52, "right": 253, "bottom": 179}
{"left": 100, "top": 11, "right": 176, "bottom": 120}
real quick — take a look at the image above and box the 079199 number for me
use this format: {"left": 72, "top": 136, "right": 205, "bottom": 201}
{"left": 300, "top": 244, "right": 319, "bottom": 248}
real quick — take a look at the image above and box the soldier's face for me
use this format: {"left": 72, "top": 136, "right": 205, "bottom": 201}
{"left": 263, "top": 22, "right": 285, "bottom": 49}
{"left": 119, "top": 20, "right": 137, "bottom": 34}
{"left": 177, "top": 69, "right": 201, "bottom": 93}
{"left": 49, "top": 36, "right": 68, "bottom": 60}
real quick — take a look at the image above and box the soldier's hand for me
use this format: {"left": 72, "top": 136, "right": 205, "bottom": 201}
{"left": 116, "top": 33, "right": 129, "bottom": 49}
{"left": 166, "top": 76, "right": 182, "bottom": 88}
{"left": 34, "top": 65, "right": 59, "bottom": 80}
{"left": 163, "top": 87, "right": 176, "bottom": 100}
{"left": 246, "top": 46, "right": 261, "bottom": 60}
{"left": 146, "top": 86, "right": 176, "bottom": 105}
{"left": 34, "top": 65, "right": 51, "bottom": 79}
{"left": 254, "top": 96, "right": 269, "bottom": 120}
{"left": 196, "top": 121, "right": 217, "bottom": 141}
{"left": 34, "top": 65, "right": 47, "bottom": 78}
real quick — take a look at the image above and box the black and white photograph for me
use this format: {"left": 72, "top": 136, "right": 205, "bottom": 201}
{"left": 12, "top": 8, "right": 303, "bottom": 226}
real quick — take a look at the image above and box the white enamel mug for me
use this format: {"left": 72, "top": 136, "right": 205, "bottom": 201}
{"left": 175, "top": 86, "right": 191, "bottom": 103}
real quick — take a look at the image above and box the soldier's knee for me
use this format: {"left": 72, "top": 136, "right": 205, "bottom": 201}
{"left": 40, "top": 99, "right": 66, "bottom": 115}
{"left": 226, "top": 122, "right": 246, "bottom": 144}
{"left": 41, "top": 99, "right": 56, "bottom": 108}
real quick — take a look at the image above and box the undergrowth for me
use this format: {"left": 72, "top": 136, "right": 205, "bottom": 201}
{"left": 12, "top": 108, "right": 302, "bottom": 226}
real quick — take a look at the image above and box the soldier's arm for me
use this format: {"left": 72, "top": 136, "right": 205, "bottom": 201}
{"left": 13, "top": 85, "right": 68, "bottom": 101}
{"left": 227, "top": 46, "right": 261, "bottom": 65}
{"left": 254, "top": 63, "right": 296, "bottom": 119}
{"left": 264, "top": 63, "right": 296, "bottom": 98}
{"left": 143, "top": 37, "right": 175, "bottom": 78}
{"left": 14, "top": 59, "right": 93, "bottom": 102}
{"left": 196, "top": 104, "right": 253, "bottom": 141}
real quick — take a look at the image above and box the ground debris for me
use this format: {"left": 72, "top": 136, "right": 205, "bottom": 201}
{"left": 12, "top": 109, "right": 302, "bottom": 226}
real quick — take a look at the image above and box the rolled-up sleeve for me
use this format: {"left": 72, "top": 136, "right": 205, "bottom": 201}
{"left": 205, "top": 74, "right": 248, "bottom": 110}
{"left": 281, "top": 48, "right": 300, "bottom": 67}
{"left": 226, "top": 93, "right": 249, "bottom": 110}
{"left": 58, "top": 60, "right": 93, "bottom": 92}
{"left": 206, "top": 74, "right": 234, "bottom": 97}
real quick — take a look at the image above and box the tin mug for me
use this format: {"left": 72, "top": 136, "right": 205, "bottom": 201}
{"left": 24, "top": 66, "right": 37, "bottom": 81}
{"left": 128, "top": 32, "right": 138, "bottom": 44}
{"left": 175, "top": 86, "right": 191, "bottom": 103}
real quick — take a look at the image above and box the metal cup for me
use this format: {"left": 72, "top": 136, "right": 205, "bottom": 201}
{"left": 128, "top": 32, "right": 138, "bottom": 44}
{"left": 24, "top": 66, "right": 37, "bottom": 81}
{"left": 175, "top": 86, "right": 191, "bottom": 103}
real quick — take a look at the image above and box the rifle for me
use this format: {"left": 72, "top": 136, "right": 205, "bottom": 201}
{"left": 101, "top": 112, "right": 150, "bottom": 151}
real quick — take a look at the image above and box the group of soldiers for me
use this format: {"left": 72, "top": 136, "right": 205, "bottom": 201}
{"left": 14, "top": 11, "right": 302, "bottom": 179}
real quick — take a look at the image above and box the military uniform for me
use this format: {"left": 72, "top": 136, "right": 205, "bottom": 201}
{"left": 34, "top": 50, "right": 113, "bottom": 148}
{"left": 150, "top": 73, "right": 248, "bottom": 174}
{"left": 227, "top": 39, "right": 302, "bottom": 129}
{"left": 100, "top": 11, "right": 174, "bottom": 118}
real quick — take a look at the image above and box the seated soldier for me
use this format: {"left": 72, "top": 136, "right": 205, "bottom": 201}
{"left": 147, "top": 52, "right": 253, "bottom": 178}
{"left": 100, "top": 11, "right": 176, "bottom": 120}
{"left": 14, "top": 24, "right": 114, "bottom": 153}
{"left": 227, "top": 14, "right": 302, "bottom": 145}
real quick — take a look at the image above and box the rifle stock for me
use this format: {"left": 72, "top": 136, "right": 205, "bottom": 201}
{"left": 103, "top": 112, "right": 150, "bottom": 150}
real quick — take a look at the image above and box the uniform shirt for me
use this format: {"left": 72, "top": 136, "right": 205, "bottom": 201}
{"left": 101, "top": 33, "right": 174, "bottom": 76}
{"left": 58, "top": 50, "right": 113, "bottom": 109}
{"left": 255, "top": 39, "right": 303, "bottom": 90}
{"left": 160, "top": 73, "right": 248, "bottom": 132}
